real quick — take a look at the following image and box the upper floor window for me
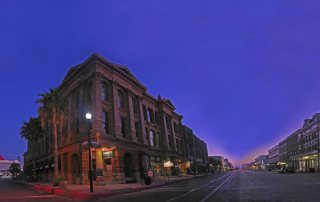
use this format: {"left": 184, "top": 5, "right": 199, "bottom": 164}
{"left": 118, "top": 90, "right": 125, "bottom": 109}
{"left": 149, "top": 130, "right": 154, "bottom": 146}
{"left": 173, "top": 122, "right": 177, "bottom": 133}
{"left": 120, "top": 117, "right": 126, "bottom": 138}
{"left": 154, "top": 111, "right": 159, "bottom": 125}
{"left": 147, "top": 108, "right": 155, "bottom": 123}
{"left": 101, "top": 81, "right": 110, "bottom": 102}
{"left": 132, "top": 97, "right": 138, "bottom": 114}
{"left": 143, "top": 105, "right": 147, "bottom": 121}
{"left": 102, "top": 111, "right": 110, "bottom": 134}
{"left": 165, "top": 116, "right": 172, "bottom": 130}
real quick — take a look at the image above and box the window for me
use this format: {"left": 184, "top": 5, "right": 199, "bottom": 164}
{"left": 102, "top": 111, "right": 110, "bottom": 134}
{"left": 143, "top": 105, "right": 147, "bottom": 121}
{"left": 120, "top": 117, "right": 126, "bottom": 138}
{"left": 149, "top": 130, "right": 154, "bottom": 146}
{"left": 155, "top": 111, "right": 159, "bottom": 125}
{"left": 101, "top": 82, "right": 110, "bottom": 102}
{"left": 165, "top": 116, "right": 171, "bottom": 130}
{"left": 118, "top": 90, "right": 125, "bottom": 109}
{"left": 147, "top": 109, "right": 151, "bottom": 122}
{"left": 173, "top": 122, "right": 177, "bottom": 133}
{"left": 132, "top": 97, "right": 138, "bottom": 114}
{"left": 176, "top": 139, "right": 180, "bottom": 151}
{"left": 148, "top": 108, "right": 155, "bottom": 123}
{"left": 135, "top": 121, "right": 140, "bottom": 138}
{"left": 156, "top": 132, "right": 160, "bottom": 148}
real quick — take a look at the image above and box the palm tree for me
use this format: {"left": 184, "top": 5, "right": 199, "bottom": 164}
{"left": 37, "top": 88, "right": 66, "bottom": 179}
{"left": 20, "top": 117, "right": 43, "bottom": 177}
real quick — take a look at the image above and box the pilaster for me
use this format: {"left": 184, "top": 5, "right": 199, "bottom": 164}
{"left": 112, "top": 81, "right": 121, "bottom": 138}
{"left": 127, "top": 91, "right": 137, "bottom": 142}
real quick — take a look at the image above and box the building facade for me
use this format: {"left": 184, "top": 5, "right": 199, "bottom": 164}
{"left": 271, "top": 113, "right": 320, "bottom": 172}
{"left": 268, "top": 145, "right": 279, "bottom": 169}
{"left": 254, "top": 155, "right": 268, "bottom": 171}
{"left": 24, "top": 53, "right": 209, "bottom": 184}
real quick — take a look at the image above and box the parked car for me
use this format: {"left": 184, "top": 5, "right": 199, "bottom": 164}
{"left": 279, "top": 167, "right": 295, "bottom": 174}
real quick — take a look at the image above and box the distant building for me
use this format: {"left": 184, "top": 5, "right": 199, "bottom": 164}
{"left": 272, "top": 113, "right": 320, "bottom": 172}
{"left": 223, "top": 158, "right": 233, "bottom": 171}
{"left": 0, "top": 155, "right": 20, "bottom": 176}
{"left": 182, "top": 126, "right": 209, "bottom": 174}
{"left": 278, "top": 139, "right": 288, "bottom": 167}
{"left": 254, "top": 155, "right": 268, "bottom": 171}
{"left": 268, "top": 145, "right": 279, "bottom": 169}
{"left": 209, "top": 156, "right": 224, "bottom": 172}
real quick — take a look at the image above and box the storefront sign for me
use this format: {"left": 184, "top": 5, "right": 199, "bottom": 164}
{"left": 164, "top": 161, "right": 173, "bottom": 168}
{"left": 186, "top": 161, "right": 191, "bottom": 168}
{"left": 102, "top": 151, "right": 113, "bottom": 159}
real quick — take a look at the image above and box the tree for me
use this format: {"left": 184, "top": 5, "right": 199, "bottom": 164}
{"left": 9, "top": 162, "right": 21, "bottom": 179}
{"left": 20, "top": 117, "right": 43, "bottom": 177}
{"left": 37, "top": 88, "right": 66, "bottom": 179}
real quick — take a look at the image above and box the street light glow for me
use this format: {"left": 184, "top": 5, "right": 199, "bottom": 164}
{"left": 86, "top": 113, "right": 92, "bottom": 120}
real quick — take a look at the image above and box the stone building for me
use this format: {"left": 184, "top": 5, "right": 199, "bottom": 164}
{"left": 292, "top": 114, "right": 320, "bottom": 172}
{"left": 24, "top": 53, "right": 209, "bottom": 184}
{"left": 273, "top": 113, "right": 320, "bottom": 172}
{"left": 268, "top": 145, "right": 279, "bottom": 169}
{"left": 278, "top": 139, "right": 288, "bottom": 167}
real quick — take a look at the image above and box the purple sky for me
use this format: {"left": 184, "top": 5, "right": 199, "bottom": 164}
{"left": 1, "top": 1, "right": 320, "bottom": 164}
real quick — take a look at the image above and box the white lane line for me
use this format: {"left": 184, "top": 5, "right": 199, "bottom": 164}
{"left": 0, "top": 195, "right": 58, "bottom": 199}
{"left": 220, "top": 186, "right": 269, "bottom": 190}
{"left": 199, "top": 173, "right": 235, "bottom": 202}
{"left": 166, "top": 172, "right": 233, "bottom": 202}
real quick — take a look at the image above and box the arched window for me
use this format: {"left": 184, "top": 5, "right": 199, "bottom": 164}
{"left": 118, "top": 90, "right": 125, "bottom": 109}
{"left": 101, "top": 81, "right": 110, "bottom": 102}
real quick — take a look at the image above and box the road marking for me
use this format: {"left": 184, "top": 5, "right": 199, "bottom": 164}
{"left": 0, "top": 195, "right": 58, "bottom": 199}
{"left": 199, "top": 172, "right": 235, "bottom": 202}
{"left": 220, "top": 186, "right": 269, "bottom": 190}
{"left": 166, "top": 172, "right": 233, "bottom": 202}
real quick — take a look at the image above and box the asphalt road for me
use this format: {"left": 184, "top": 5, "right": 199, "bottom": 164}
{"left": 94, "top": 170, "right": 320, "bottom": 202}
{"left": 0, "top": 177, "right": 74, "bottom": 202}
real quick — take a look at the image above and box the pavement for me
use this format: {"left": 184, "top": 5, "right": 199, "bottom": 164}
{"left": 3, "top": 173, "right": 212, "bottom": 201}
{"left": 95, "top": 170, "right": 320, "bottom": 202}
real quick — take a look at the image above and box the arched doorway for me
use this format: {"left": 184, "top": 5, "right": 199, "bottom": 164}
{"left": 71, "top": 154, "right": 80, "bottom": 184}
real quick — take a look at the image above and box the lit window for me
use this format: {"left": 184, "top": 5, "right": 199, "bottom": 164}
{"left": 149, "top": 130, "right": 154, "bottom": 146}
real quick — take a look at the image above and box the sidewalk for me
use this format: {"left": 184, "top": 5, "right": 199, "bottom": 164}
{"left": 11, "top": 173, "right": 211, "bottom": 201}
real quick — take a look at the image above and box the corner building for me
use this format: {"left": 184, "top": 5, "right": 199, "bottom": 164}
{"left": 24, "top": 53, "right": 208, "bottom": 184}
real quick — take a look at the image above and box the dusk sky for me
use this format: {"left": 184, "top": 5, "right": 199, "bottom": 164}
{"left": 1, "top": 1, "right": 320, "bottom": 164}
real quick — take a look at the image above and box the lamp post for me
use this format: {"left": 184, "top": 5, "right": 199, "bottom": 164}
{"left": 86, "top": 112, "right": 94, "bottom": 192}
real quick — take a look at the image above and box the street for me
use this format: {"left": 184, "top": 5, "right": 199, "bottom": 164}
{"left": 0, "top": 177, "right": 74, "bottom": 202}
{"left": 95, "top": 170, "right": 320, "bottom": 202}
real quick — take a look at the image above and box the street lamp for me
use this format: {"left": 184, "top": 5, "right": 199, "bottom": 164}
{"left": 86, "top": 112, "right": 94, "bottom": 192}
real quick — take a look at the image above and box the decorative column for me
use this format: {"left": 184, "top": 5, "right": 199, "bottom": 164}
{"left": 112, "top": 81, "right": 121, "bottom": 138}
{"left": 78, "top": 83, "right": 86, "bottom": 137}
{"left": 138, "top": 97, "right": 147, "bottom": 144}
{"left": 171, "top": 119, "right": 178, "bottom": 152}
{"left": 163, "top": 114, "right": 170, "bottom": 150}
{"left": 92, "top": 74, "right": 104, "bottom": 170}
{"left": 127, "top": 91, "right": 137, "bottom": 142}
